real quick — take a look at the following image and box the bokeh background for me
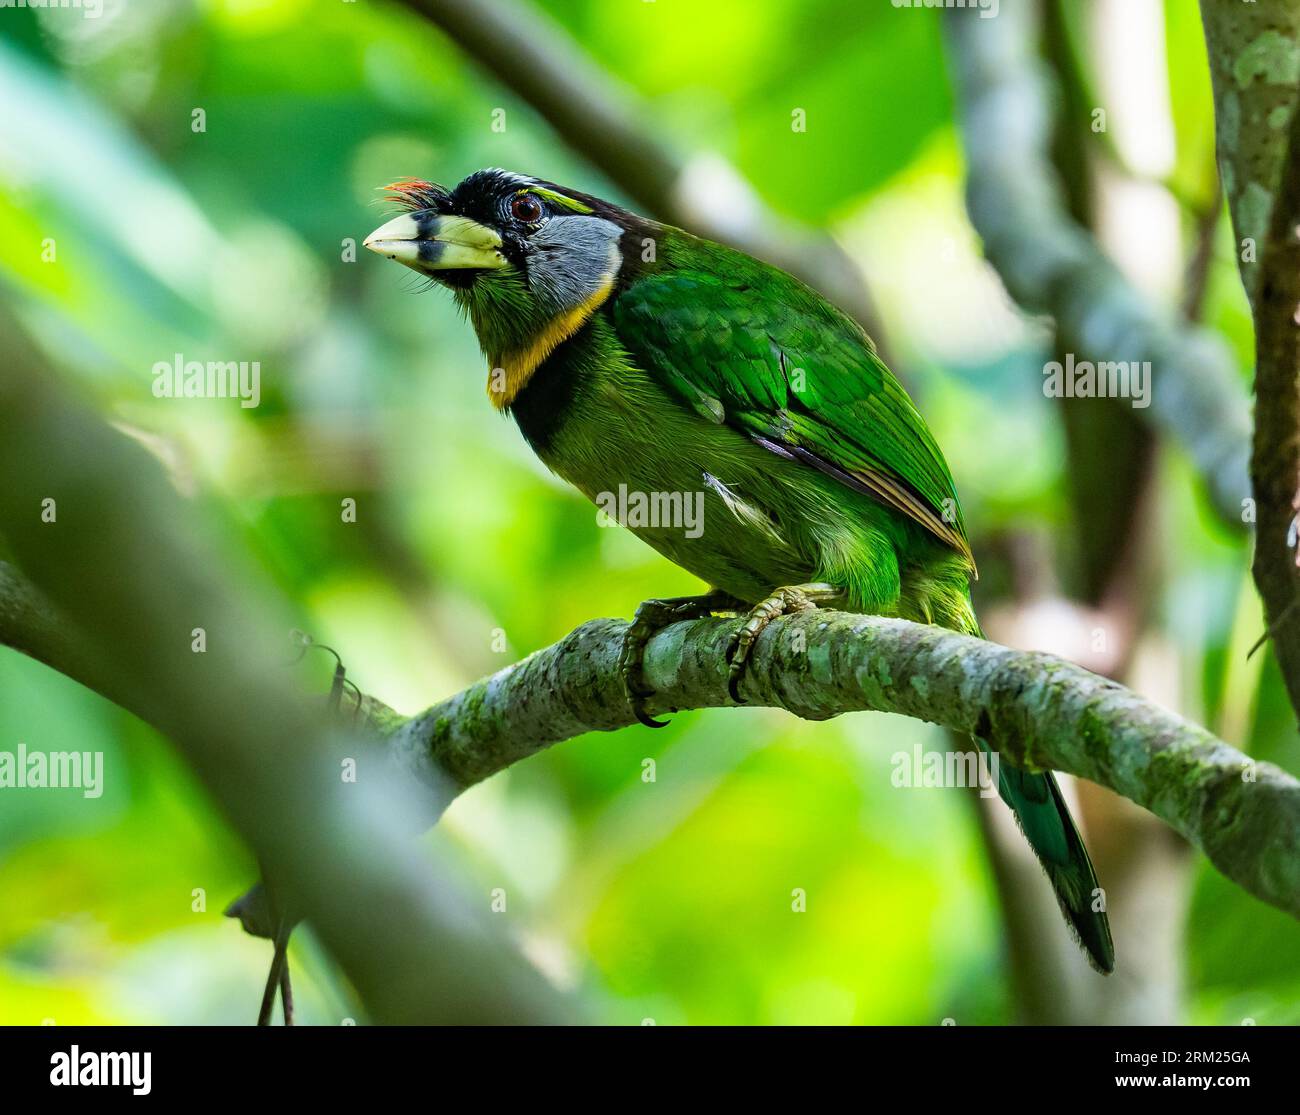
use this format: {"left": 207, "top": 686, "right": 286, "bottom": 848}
{"left": 0, "top": 0, "right": 1294, "bottom": 1025}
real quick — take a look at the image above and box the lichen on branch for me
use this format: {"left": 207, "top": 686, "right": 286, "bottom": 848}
{"left": 387, "top": 609, "right": 1300, "bottom": 920}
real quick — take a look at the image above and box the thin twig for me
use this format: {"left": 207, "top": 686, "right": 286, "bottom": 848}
{"left": 257, "top": 940, "right": 287, "bottom": 1027}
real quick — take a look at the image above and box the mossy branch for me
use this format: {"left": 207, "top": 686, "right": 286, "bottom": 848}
{"left": 1201, "top": 1, "right": 1300, "bottom": 724}
{"left": 384, "top": 610, "right": 1300, "bottom": 921}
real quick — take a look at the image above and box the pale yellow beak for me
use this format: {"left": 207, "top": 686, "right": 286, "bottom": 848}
{"left": 363, "top": 212, "right": 506, "bottom": 271}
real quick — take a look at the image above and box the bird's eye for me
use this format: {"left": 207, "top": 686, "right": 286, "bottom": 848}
{"left": 510, "top": 193, "right": 545, "bottom": 223}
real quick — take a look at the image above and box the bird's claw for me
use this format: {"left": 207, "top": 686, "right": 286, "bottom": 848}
{"left": 619, "top": 606, "right": 673, "bottom": 727}
{"left": 726, "top": 584, "right": 842, "bottom": 703}
{"left": 620, "top": 591, "right": 740, "bottom": 727}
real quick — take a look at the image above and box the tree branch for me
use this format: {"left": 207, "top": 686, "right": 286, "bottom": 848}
{"left": 390, "top": 610, "right": 1299, "bottom": 921}
{"left": 1200, "top": 1, "right": 1300, "bottom": 303}
{"left": 1200, "top": 1, "right": 1300, "bottom": 721}
{"left": 8, "top": 556, "right": 1293, "bottom": 922}
{"left": 943, "top": 3, "right": 1251, "bottom": 529}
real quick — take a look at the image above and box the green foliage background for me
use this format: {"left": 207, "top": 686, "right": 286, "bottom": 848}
{"left": 0, "top": 0, "right": 1294, "bottom": 1024}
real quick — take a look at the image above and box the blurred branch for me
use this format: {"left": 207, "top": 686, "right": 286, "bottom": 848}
{"left": 0, "top": 560, "right": 128, "bottom": 711}
{"left": 0, "top": 317, "right": 566, "bottom": 1025}
{"left": 1200, "top": 2, "right": 1300, "bottom": 722}
{"left": 1182, "top": 190, "right": 1222, "bottom": 325}
{"left": 396, "top": 0, "right": 892, "bottom": 356}
{"left": 943, "top": 3, "right": 1251, "bottom": 529}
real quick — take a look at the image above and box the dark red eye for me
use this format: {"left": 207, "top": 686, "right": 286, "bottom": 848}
{"left": 510, "top": 193, "right": 544, "bottom": 223}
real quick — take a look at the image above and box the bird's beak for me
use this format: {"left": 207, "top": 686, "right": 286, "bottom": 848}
{"left": 363, "top": 211, "right": 506, "bottom": 272}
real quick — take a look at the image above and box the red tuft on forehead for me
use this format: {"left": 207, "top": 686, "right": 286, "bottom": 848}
{"left": 381, "top": 178, "right": 452, "bottom": 213}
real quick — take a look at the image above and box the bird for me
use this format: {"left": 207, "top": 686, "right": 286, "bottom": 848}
{"left": 364, "top": 168, "right": 1115, "bottom": 974}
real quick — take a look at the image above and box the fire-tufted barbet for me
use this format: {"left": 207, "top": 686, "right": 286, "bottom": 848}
{"left": 365, "top": 169, "right": 1114, "bottom": 974}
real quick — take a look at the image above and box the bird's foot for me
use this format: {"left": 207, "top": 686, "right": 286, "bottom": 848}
{"left": 726, "top": 583, "right": 843, "bottom": 703}
{"left": 620, "top": 590, "right": 742, "bottom": 728}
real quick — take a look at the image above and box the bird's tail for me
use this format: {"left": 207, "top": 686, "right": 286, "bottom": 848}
{"left": 930, "top": 580, "right": 1114, "bottom": 973}
{"left": 976, "top": 736, "right": 1115, "bottom": 973}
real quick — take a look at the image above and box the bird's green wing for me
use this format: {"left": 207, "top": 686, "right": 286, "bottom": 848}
{"left": 610, "top": 260, "right": 972, "bottom": 562}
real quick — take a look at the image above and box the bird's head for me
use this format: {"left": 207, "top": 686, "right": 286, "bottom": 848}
{"left": 364, "top": 169, "right": 644, "bottom": 407}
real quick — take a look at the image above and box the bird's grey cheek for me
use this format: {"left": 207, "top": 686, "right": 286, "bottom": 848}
{"left": 524, "top": 217, "right": 621, "bottom": 313}
{"left": 525, "top": 256, "right": 589, "bottom": 314}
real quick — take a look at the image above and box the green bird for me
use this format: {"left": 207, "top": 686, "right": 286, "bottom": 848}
{"left": 365, "top": 169, "right": 1115, "bottom": 974}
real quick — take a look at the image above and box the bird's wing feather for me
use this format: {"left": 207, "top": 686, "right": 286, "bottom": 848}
{"left": 610, "top": 263, "right": 972, "bottom": 561}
